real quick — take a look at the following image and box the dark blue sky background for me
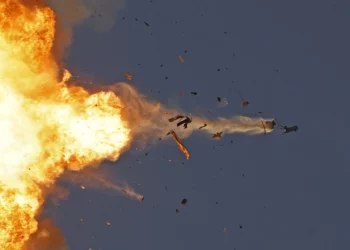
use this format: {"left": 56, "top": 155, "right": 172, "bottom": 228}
{"left": 44, "top": 0, "right": 349, "bottom": 249}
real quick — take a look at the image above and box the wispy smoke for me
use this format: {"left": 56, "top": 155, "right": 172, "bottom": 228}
{"left": 23, "top": 219, "right": 68, "bottom": 250}
{"left": 47, "top": 0, "right": 125, "bottom": 60}
{"left": 63, "top": 169, "right": 144, "bottom": 201}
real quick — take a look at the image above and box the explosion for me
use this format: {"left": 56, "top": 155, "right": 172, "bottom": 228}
{"left": 0, "top": 1, "right": 274, "bottom": 249}
{"left": 0, "top": 1, "right": 130, "bottom": 249}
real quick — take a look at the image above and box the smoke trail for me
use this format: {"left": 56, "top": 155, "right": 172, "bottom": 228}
{"left": 63, "top": 169, "right": 144, "bottom": 201}
{"left": 100, "top": 82, "right": 275, "bottom": 144}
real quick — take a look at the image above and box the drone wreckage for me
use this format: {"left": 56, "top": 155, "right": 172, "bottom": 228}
{"left": 167, "top": 115, "right": 298, "bottom": 160}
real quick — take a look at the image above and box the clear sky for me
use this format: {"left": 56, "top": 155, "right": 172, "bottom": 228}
{"left": 44, "top": 0, "right": 350, "bottom": 249}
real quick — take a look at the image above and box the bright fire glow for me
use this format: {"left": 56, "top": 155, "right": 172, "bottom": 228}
{"left": 0, "top": 1, "right": 131, "bottom": 249}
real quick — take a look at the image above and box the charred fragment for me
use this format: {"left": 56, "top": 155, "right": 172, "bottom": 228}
{"left": 176, "top": 116, "right": 192, "bottom": 129}
{"left": 181, "top": 198, "right": 188, "bottom": 205}
{"left": 282, "top": 125, "right": 298, "bottom": 134}
{"left": 199, "top": 124, "right": 207, "bottom": 129}
{"left": 168, "top": 115, "right": 184, "bottom": 122}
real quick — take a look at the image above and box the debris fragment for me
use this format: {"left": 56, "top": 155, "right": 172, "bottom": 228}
{"left": 168, "top": 115, "right": 184, "bottom": 122}
{"left": 106, "top": 222, "right": 111, "bottom": 227}
{"left": 217, "top": 97, "right": 228, "bottom": 108}
{"left": 144, "top": 21, "right": 150, "bottom": 26}
{"left": 242, "top": 101, "right": 249, "bottom": 107}
{"left": 125, "top": 72, "right": 132, "bottom": 80}
{"left": 179, "top": 55, "right": 184, "bottom": 63}
{"left": 181, "top": 198, "right": 188, "bottom": 205}
{"left": 80, "top": 185, "right": 85, "bottom": 190}
{"left": 239, "top": 225, "right": 243, "bottom": 229}
{"left": 176, "top": 209, "right": 179, "bottom": 214}
{"left": 176, "top": 116, "right": 192, "bottom": 129}
{"left": 140, "top": 196, "right": 145, "bottom": 202}
{"left": 190, "top": 92, "right": 198, "bottom": 95}
{"left": 212, "top": 132, "right": 223, "bottom": 140}
{"left": 282, "top": 125, "right": 299, "bottom": 134}
{"left": 166, "top": 130, "right": 190, "bottom": 160}
{"left": 223, "top": 228, "right": 227, "bottom": 232}
{"left": 199, "top": 123, "right": 207, "bottom": 129}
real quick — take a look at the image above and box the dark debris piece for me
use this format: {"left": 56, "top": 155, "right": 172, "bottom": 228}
{"left": 217, "top": 97, "right": 221, "bottom": 102}
{"left": 199, "top": 124, "right": 207, "bottom": 129}
{"left": 181, "top": 198, "right": 188, "bottom": 205}
{"left": 239, "top": 225, "right": 243, "bottom": 229}
{"left": 190, "top": 92, "right": 198, "bottom": 95}
{"left": 176, "top": 209, "right": 179, "bottom": 214}
{"left": 144, "top": 22, "right": 150, "bottom": 26}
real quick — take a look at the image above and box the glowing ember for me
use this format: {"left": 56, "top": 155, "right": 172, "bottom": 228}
{"left": 0, "top": 1, "right": 130, "bottom": 249}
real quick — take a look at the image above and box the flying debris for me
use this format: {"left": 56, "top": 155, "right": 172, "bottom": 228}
{"left": 125, "top": 72, "right": 132, "bottom": 80}
{"left": 242, "top": 101, "right": 249, "bottom": 107}
{"left": 190, "top": 92, "right": 198, "bottom": 95}
{"left": 168, "top": 114, "right": 192, "bottom": 128}
{"left": 166, "top": 130, "right": 190, "bottom": 160}
{"left": 179, "top": 55, "right": 184, "bottom": 63}
{"left": 233, "top": 88, "right": 249, "bottom": 108}
{"left": 176, "top": 209, "right": 179, "bottom": 214}
{"left": 176, "top": 116, "right": 192, "bottom": 129}
{"left": 106, "top": 222, "right": 112, "bottom": 227}
{"left": 217, "top": 97, "right": 228, "bottom": 108}
{"left": 212, "top": 132, "right": 223, "bottom": 140}
{"left": 181, "top": 198, "right": 188, "bottom": 205}
{"left": 282, "top": 125, "right": 299, "bottom": 134}
{"left": 140, "top": 196, "right": 145, "bottom": 202}
{"left": 199, "top": 123, "right": 207, "bottom": 129}
{"left": 144, "top": 21, "right": 150, "bottom": 26}
{"left": 168, "top": 115, "right": 184, "bottom": 122}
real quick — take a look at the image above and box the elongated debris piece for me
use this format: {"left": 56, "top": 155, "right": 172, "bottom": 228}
{"left": 166, "top": 130, "right": 190, "bottom": 160}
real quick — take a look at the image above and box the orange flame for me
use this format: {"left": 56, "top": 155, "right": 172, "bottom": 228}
{"left": 0, "top": 1, "right": 131, "bottom": 249}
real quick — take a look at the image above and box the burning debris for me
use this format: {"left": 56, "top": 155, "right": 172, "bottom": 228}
{"left": 166, "top": 130, "right": 190, "bottom": 160}
{"left": 212, "top": 132, "right": 223, "bottom": 140}
{"left": 179, "top": 55, "right": 184, "bottom": 63}
{"left": 125, "top": 72, "right": 132, "bottom": 80}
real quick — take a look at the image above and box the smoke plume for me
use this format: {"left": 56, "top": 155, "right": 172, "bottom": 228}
{"left": 23, "top": 219, "right": 68, "bottom": 250}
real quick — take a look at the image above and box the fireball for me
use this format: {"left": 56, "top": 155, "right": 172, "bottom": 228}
{"left": 0, "top": 1, "right": 131, "bottom": 249}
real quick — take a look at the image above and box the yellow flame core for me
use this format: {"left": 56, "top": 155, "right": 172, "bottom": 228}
{"left": 0, "top": 1, "right": 131, "bottom": 249}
